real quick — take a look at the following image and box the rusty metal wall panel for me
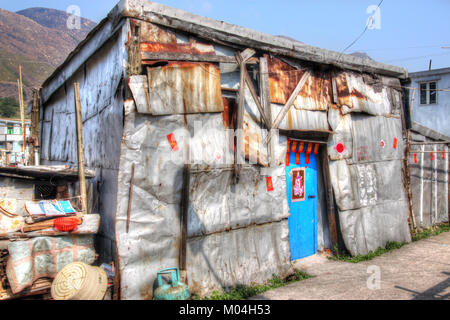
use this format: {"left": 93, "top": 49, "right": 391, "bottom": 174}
{"left": 145, "top": 62, "right": 224, "bottom": 115}
{"left": 186, "top": 220, "right": 291, "bottom": 296}
{"left": 338, "top": 72, "right": 393, "bottom": 116}
{"left": 267, "top": 57, "right": 332, "bottom": 111}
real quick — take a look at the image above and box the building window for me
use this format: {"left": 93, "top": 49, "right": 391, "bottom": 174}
{"left": 419, "top": 81, "right": 437, "bottom": 105}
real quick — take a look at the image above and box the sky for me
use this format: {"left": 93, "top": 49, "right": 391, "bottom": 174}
{"left": 1, "top": 0, "right": 450, "bottom": 72}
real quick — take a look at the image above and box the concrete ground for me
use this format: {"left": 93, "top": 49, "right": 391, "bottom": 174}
{"left": 251, "top": 231, "right": 450, "bottom": 300}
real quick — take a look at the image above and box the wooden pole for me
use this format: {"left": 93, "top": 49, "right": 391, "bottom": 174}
{"left": 405, "top": 88, "right": 417, "bottom": 231}
{"left": 179, "top": 163, "right": 190, "bottom": 283}
{"left": 126, "top": 162, "right": 135, "bottom": 233}
{"left": 30, "top": 89, "right": 40, "bottom": 166}
{"left": 18, "top": 66, "right": 26, "bottom": 165}
{"left": 74, "top": 83, "right": 87, "bottom": 215}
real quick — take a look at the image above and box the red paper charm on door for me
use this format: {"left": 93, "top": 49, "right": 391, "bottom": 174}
{"left": 430, "top": 152, "right": 434, "bottom": 161}
{"left": 296, "top": 152, "right": 300, "bottom": 165}
{"left": 393, "top": 138, "right": 398, "bottom": 149}
{"left": 305, "top": 153, "right": 310, "bottom": 164}
{"left": 443, "top": 151, "right": 446, "bottom": 159}
{"left": 414, "top": 153, "right": 417, "bottom": 164}
{"left": 266, "top": 176, "right": 274, "bottom": 192}
{"left": 287, "top": 139, "right": 291, "bottom": 153}
{"left": 285, "top": 153, "right": 290, "bottom": 166}
{"left": 167, "top": 133, "right": 179, "bottom": 151}
{"left": 314, "top": 143, "right": 319, "bottom": 154}
{"left": 306, "top": 143, "right": 313, "bottom": 154}
{"left": 292, "top": 141, "right": 298, "bottom": 153}
{"left": 298, "top": 141, "right": 305, "bottom": 153}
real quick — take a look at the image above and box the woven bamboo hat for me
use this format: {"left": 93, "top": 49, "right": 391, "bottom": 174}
{"left": 51, "top": 262, "right": 107, "bottom": 300}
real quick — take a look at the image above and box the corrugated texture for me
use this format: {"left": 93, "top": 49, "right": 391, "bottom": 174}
{"left": 410, "top": 141, "right": 449, "bottom": 228}
{"left": 116, "top": 101, "right": 290, "bottom": 299}
{"left": 145, "top": 62, "right": 224, "bottom": 115}
{"left": 270, "top": 103, "right": 329, "bottom": 131}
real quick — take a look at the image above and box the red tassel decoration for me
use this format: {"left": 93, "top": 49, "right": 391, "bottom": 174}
{"left": 296, "top": 152, "right": 300, "bottom": 165}
{"left": 314, "top": 143, "right": 319, "bottom": 154}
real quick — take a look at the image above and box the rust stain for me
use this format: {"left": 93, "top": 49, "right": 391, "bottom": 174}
{"left": 140, "top": 283, "right": 153, "bottom": 300}
{"left": 132, "top": 19, "right": 177, "bottom": 44}
{"left": 140, "top": 41, "right": 215, "bottom": 55}
{"left": 147, "top": 62, "right": 223, "bottom": 114}
{"left": 267, "top": 57, "right": 332, "bottom": 110}
{"left": 350, "top": 88, "right": 368, "bottom": 100}
{"left": 334, "top": 72, "right": 352, "bottom": 107}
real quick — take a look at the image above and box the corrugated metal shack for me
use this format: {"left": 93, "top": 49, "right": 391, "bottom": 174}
{"left": 37, "top": 0, "right": 413, "bottom": 299}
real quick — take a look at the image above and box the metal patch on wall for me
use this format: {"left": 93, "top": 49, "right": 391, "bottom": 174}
{"left": 355, "top": 164, "right": 377, "bottom": 207}
{"left": 291, "top": 168, "right": 305, "bottom": 202}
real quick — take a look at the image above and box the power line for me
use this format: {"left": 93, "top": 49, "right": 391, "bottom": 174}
{"left": 339, "top": 0, "right": 385, "bottom": 55}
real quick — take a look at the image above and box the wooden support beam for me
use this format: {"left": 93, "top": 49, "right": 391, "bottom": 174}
{"left": 271, "top": 71, "right": 311, "bottom": 130}
{"left": 126, "top": 162, "right": 135, "bottom": 233}
{"left": 179, "top": 164, "right": 190, "bottom": 283}
{"left": 29, "top": 89, "right": 40, "bottom": 166}
{"left": 142, "top": 52, "right": 259, "bottom": 64}
{"left": 128, "top": 22, "right": 142, "bottom": 75}
{"left": 243, "top": 68, "right": 270, "bottom": 129}
{"left": 74, "top": 83, "right": 88, "bottom": 215}
{"left": 259, "top": 55, "right": 273, "bottom": 166}
{"left": 330, "top": 72, "right": 338, "bottom": 105}
{"left": 321, "top": 147, "right": 339, "bottom": 253}
{"left": 234, "top": 49, "right": 256, "bottom": 183}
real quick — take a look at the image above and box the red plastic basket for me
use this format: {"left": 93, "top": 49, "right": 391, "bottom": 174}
{"left": 54, "top": 217, "right": 81, "bottom": 232}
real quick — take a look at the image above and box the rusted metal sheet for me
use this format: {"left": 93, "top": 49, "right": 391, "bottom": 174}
{"left": 130, "top": 19, "right": 177, "bottom": 44}
{"left": 141, "top": 41, "right": 215, "bottom": 55}
{"left": 267, "top": 57, "right": 332, "bottom": 111}
{"left": 144, "top": 62, "right": 224, "bottom": 115}
{"left": 335, "top": 72, "right": 392, "bottom": 116}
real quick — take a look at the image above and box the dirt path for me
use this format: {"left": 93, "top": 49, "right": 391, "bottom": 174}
{"left": 250, "top": 231, "right": 450, "bottom": 300}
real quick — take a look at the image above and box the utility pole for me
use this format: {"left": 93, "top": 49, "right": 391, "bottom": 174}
{"left": 18, "top": 65, "right": 26, "bottom": 165}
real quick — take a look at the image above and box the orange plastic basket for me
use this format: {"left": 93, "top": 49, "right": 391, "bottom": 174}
{"left": 54, "top": 217, "right": 81, "bottom": 232}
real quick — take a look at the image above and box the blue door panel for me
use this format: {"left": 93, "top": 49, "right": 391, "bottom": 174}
{"left": 286, "top": 150, "right": 318, "bottom": 260}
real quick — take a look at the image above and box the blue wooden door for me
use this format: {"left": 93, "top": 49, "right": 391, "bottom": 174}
{"left": 286, "top": 146, "right": 318, "bottom": 260}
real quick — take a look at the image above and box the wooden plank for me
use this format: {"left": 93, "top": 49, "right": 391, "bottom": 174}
{"left": 321, "top": 148, "right": 339, "bottom": 252}
{"left": 74, "top": 83, "right": 88, "bottom": 215}
{"left": 330, "top": 72, "right": 338, "bottom": 105}
{"left": 179, "top": 164, "right": 190, "bottom": 282}
{"left": 271, "top": 71, "right": 311, "bottom": 130}
{"left": 233, "top": 49, "right": 256, "bottom": 183}
{"left": 128, "top": 21, "right": 142, "bottom": 75}
{"left": 126, "top": 162, "right": 135, "bottom": 233}
{"left": 29, "top": 89, "right": 40, "bottom": 166}
{"left": 259, "top": 55, "right": 273, "bottom": 166}
{"left": 142, "top": 51, "right": 236, "bottom": 63}
{"left": 18, "top": 66, "right": 26, "bottom": 165}
{"left": 243, "top": 68, "right": 270, "bottom": 129}
{"left": 0, "top": 214, "right": 100, "bottom": 240}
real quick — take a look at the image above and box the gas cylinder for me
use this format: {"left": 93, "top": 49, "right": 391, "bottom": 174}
{"left": 153, "top": 267, "right": 190, "bottom": 300}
